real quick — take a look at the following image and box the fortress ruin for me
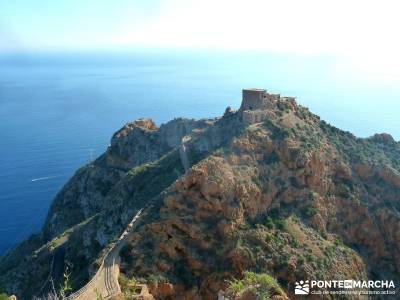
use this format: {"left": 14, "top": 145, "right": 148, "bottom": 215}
{"left": 240, "top": 88, "right": 296, "bottom": 124}
{"left": 240, "top": 88, "right": 280, "bottom": 111}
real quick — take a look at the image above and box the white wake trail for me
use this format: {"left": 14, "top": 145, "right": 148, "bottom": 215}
{"left": 31, "top": 175, "right": 63, "bottom": 182}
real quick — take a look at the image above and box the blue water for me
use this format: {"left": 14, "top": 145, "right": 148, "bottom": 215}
{"left": 0, "top": 50, "right": 399, "bottom": 255}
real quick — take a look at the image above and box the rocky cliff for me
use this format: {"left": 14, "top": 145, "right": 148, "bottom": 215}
{"left": 1, "top": 89, "right": 399, "bottom": 299}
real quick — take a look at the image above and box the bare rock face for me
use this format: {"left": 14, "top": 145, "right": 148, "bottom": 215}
{"left": 118, "top": 95, "right": 399, "bottom": 299}
{"left": 1, "top": 89, "right": 400, "bottom": 300}
{"left": 109, "top": 118, "right": 159, "bottom": 168}
{"left": 378, "top": 165, "right": 400, "bottom": 188}
{"left": 109, "top": 117, "right": 210, "bottom": 170}
{"left": 43, "top": 117, "right": 212, "bottom": 238}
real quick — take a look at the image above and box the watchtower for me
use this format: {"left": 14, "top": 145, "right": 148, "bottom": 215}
{"left": 240, "top": 89, "right": 267, "bottom": 111}
{"left": 240, "top": 88, "right": 279, "bottom": 111}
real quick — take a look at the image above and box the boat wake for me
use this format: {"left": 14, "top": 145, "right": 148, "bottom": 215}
{"left": 31, "top": 175, "right": 63, "bottom": 182}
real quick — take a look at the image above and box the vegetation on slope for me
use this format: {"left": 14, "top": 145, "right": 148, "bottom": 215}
{"left": 1, "top": 94, "right": 400, "bottom": 299}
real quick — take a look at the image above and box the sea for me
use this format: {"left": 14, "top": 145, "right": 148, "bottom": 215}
{"left": 0, "top": 50, "right": 399, "bottom": 255}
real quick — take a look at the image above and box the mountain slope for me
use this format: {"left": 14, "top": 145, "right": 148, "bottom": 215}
{"left": 1, "top": 89, "right": 399, "bottom": 299}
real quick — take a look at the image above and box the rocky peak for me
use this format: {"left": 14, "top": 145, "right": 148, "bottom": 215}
{"left": 112, "top": 118, "right": 157, "bottom": 139}
{"left": 369, "top": 133, "right": 396, "bottom": 145}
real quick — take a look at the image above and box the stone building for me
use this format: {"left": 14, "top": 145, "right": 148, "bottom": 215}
{"left": 238, "top": 88, "right": 297, "bottom": 125}
{"left": 240, "top": 88, "right": 281, "bottom": 111}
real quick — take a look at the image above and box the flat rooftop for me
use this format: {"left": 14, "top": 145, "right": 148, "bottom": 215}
{"left": 243, "top": 88, "right": 266, "bottom": 92}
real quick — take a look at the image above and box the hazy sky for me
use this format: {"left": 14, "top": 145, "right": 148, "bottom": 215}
{"left": 1, "top": 0, "right": 400, "bottom": 77}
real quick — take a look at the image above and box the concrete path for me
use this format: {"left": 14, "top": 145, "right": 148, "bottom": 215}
{"left": 179, "top": 135, "right": 191, "bottom": 172}
{"left": 65, "top": 210, "right": 143, "bottom": 300}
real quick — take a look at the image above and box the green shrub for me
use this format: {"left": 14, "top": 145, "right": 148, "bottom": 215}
{"left": 148, "top": 273, "right": 166, "bottom": 284}
{"left": 228, "top": 278, "right": 246, "bottom": 294}
{"left": 0, "top": 293, "right": 9, "bottom": 300}
{"left": 265, "top": 217, "right": 274, "bottom": 229}
{"left": 275, "top": 219, "right": 286, "bottom": 231}
{"left": 302, "top": 206, "right": 316, "bottom": 217}
{"left": 334, "top": 238, "right": 345, "bottom": 247}
{"left": 227, "top": 272, "right": 285, "bottom": 300}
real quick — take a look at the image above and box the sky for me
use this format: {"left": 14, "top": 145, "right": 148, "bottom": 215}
{"left": 1, "top": 0, "right": 400, "bottom": 79}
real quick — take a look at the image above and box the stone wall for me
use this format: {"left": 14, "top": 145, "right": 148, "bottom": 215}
{"left": 240, "top": 88, "right": 280, "bottom": 111}
{"left": 242, "top": 110, "right": 275, "bottom": 125}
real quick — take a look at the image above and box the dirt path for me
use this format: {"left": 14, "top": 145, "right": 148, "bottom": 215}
{"left": 66, "top": 210, "right": 142, "bottom": 300}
